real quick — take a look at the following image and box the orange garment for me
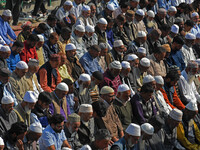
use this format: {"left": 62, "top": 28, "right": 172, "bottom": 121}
{"left": 160, "top": 87, "right": 185, "bottom": 110}
{"left": 38, "top": 68, "right": 61, "bottom": 92}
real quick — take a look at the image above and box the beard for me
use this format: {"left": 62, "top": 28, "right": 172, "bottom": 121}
{"left": 53, "top": 128, "right": 62, "bottom": 133}
{"left": 188, "top": 73, "right": 195, "bottom": 84}
{"left": 127, "top": 138, "right": 135, "bottom": 148}
{"left": 24, "top": 106, "right": 31, "bottom": 114}
{"left": 79, "top": 85, "right": 87, "bottom": 96}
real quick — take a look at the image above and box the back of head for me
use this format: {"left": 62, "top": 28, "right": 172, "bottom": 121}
{"left": 38, "top": 91, "right": 52, "bottom": 104}
{"left": 13, "top": 40, "right": 24, "bottom": 48}
{"left": 92, "top": 100, "right": 107, "bottom": 117}
{"left": 49, "top": 114, "right": 65, "bottom": 125}
{"left": 185, "top": 20, "right": 194, "bottom": 27}
{"left": 27, "top": 34, "right": 39, "bottom": 42}
{"left": 47, "top": 14, "right": 57, "bottom": 22}
{"left": 173, "top": 36, "right": 184, "bottom": 45}
{"left": 154, "top": 46, "right": 166, "bottom": 54}
{"left": 140, "top": 84, "right": 154, "bottom": 93}
{"left": 62, "top": 78, "right": 73, "bottom": 86}
{"left": 166, "top": 65, "right": 180, "bottom": 81}
{"left": 38, "top": 23, "right": 48, "bottom": 31}
{"left": 89, "top": 45, "right": 101, "bottom": 52}
{"left": 95, "top": 129, "right": 111, "bottom": 141}
{"left": 8, "top": 122, "right": 27, "bottom": 135}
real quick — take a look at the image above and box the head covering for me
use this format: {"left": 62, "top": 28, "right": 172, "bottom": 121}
{"left": 169, "top": 108, "right": 183, "bottom": 121}
{"left": 118, "top": 84, "right": 130, "bottom": 92}
{"left": 65, "top": 43, "right": 76, "bottom": 51}
{"left": 137, "top": 47, "right": 146, "bottom": 54}
{"left": 98, "top": 18, "right": 108, "bottom": 25}
{"left": 79, "top": 104, "right": 93, "bottom": 113}
{"left": 137, "top": 31, "right": 146, "bottom": 38}
{"left": 0, "top": 45, "right": 11, "bottom": 52}
{"left": 0, "top": 137, "right": 4, "bottom": 146}
{"left": 136, "top": 9, "right": 145, "bottom": 16}
{"left": 113, "top": 40, "right": 124, "bottom": 47}
{"left": 175, "top": 17, "right": 184, "bottom": 23}
{"left": 141, "top": 123, "right": 154, "bottom": 135}
{"left": 2, "top": 9, "right": 12, "bottom": 17}
{"left": 185, "top": 33, "right": 196, "bottom": 40}
{"left": 56, "top": 82, "right": 69, "bottom": 91}
{"left": 107, "top": 4, "right": 115, "bottom": 11}
{"left": 185, "top": 101, "right": 198, "bottom": 111}
{"left": 0, "top": 68, "right": 11, "bottom": 77}
{"left": 168, "top": 6, "right": 177, "bottom": 12}
{"left": 62, "top": 148, "right": 72, "bottom": 150}
{"left": 80, "top": 145, "right": 92, "bottom": 150}
{"left": 82, "top": 5, "right": 90, "bottom": 11}
{"left": 125, "top": 123, "right": 141, "bottom": 136}
{"left": 147, "top": 10, "right": 155, "bottom": 18}
{"left": 143, "top": 75, "right": 155, "bottom": 84}
{"left": 100, "top": 86, "right": 114, "bottom": 94}
{"left": 109, "top": 61, "right": 122, "bottom": 70}
{"left": 126, "top": 54, "right": 138, "bottom": 61}
{"left": 1, "top": 96, "right": 14, "bottom": 104}
{"left": 161, "top": 44, "right": 171, "bottom": 52}
{"left": 64, "top": 0, "right": 73, "bottom": 6}
{"left": 75, "top": 25, "right": 85, "bottom": 32}
{"left": 191, "top": 12, "right": 199, "bottom": 18}
{"left": 158, "top": 8, "right": 166, "bottom": 14}
{"left": 24, "top": 91, "right": 37, "bottom": 103}
{"left": 37, "top": 34, "right": 44, "bottom": 42}
{"left": 16, "top": 61, "right": 28, "bottom": 70}
{"left": 29, "top": 122, "right": 42, "bottom": 133}
{"left": 21, "top": 21, "right": 32, "bottom": 29}
{"left": 68, "top": 113, "right": 80, "bottom": 123}
{"left": 79, "top": 73, "right": 91, "bottom": 81}
{"left": 85, "top": 25, "right": 95, "bottom": 33}
{"left": 155, "top": 76, "right": 164, "bottom": 85}
{"left": 49, "top": 54, "right": 61, "bottom": 61}
{"left": 28, "top": 59, "right": 39, "bottom": 66}
{"left": 140, "top": 58, "right": 150, "bottom": 67}
{"left": 196, "top": 33, "right": 200, "bottom": 39}
{"left": 121, "top": 61, "right": 131, "bottom": 69}
{"left": 171, "top": 24, "right": 179, "bottom": 34}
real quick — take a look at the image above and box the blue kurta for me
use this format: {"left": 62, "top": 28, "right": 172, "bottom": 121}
{"left": 7, "top": 51, "right": 21, "bottom": 72}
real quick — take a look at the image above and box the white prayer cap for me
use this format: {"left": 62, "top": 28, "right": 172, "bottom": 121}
{"left": 113, "top": 40, "right": 124, "bottom": 47}
{"left": 196, "top": 33, "right": 200, "bottom": 39}
{"left": 125, "top": 123, "right": 141, "bottom": 136}
{"left": 65, "top": 43, "right": 76, "bottom": 51}
{"left": 16, "top": 61, "right": 28, "bottom": 70}
{"left": 107, "top": 4, "right": 115, "bottom": 11}
{"left": 155, "top": 76, "right": 164, "bottom": 85}
{"left": 100, "top": 86, "right": 114, "bottom": 94}
{"left": 121, "top": 61, "right": 131, "bottom": 69}
{"left": 62, "top": 148, "right": 72, "bottom": 150}
{"left": 1, "top": 96, "right": 14, "bottom": 104}
{"left": 171, "top": 24, "right": 179, "bottom": 34}
{"left": 28, "top": 58, "right": 39, "bottom": 66}
{"left": 143, "top": 75, "right": 155, "bottom": 84}
{"left": 185, "top": 33, "right": 196, "bottom": 40}
{"left": 82, "top": 5, "right": 90, "bottom": 11}
{"left": 37, "top": 34, "right": 44, "bottom": 42}
{"left": 80, "top": 145, "right": 92, "bottom": 150}
{"left": 75, "top": 25, "right": 85, "bottom": 32}
{"left": 147, "top": 10, "right": 155, "bottom": 18}
{"left": 169, "top": 108, "right": 183, "bottom": 121}
{"left": 117, "top": 84, "right": 130, "bottom": 92}
{"left": 137, "top": 47, "right": 146, "bottom": 54}
{"left": 185, "top": 101, "right": 198, "bottom": 111}
{"left": 79, "top": 104, "right": 93, "bottom": 113}
{"left": 56, "top": 82, "right": 69, "bottom": 91}
{"left": 2, "top": 9, "right": 12, "bottom": 17}
{"left": 126, "top": 54, "right": 138, "bottom": 61}
{"left": 141, "top": 123, "right": 154, "bottom": 135}
{"left": 136, "top": 9, "right": 145, "bottom": 16}
{"left": 168, "top": 6, "right": 177, "bottom": 12}
{"left": 97, "top": 18, "right": 108, "bottom": 25}
{"left": 158, "top": 8, "right": 166, "bottom": 14}
{"left": 85, "top": 25, "right": 95, "bottom": 33}
{"left": 109, "top": 61, "right": 122, "bottom": 70}
{"left": 64, "top": 0, "right": 73, "bottom": 6}
{"left": 0, "top": 45, "right": 11, "bottom": 52}
{"left": 29, "top": 122, "right": 42, "bottom": 133}
{"left": 79, "top": 73, "right": 91, "bottom": 82}
{"left": 0, "top": 137, "right": 4, "bottom": 146}
{"left": 23, "top": 91, "right": 37, "bottom": 103}
{"left": 137, "top": 31, "right": 146, "bottom": 38}
{"left": 140, "top": 57, "right": 150, "bottom": 67}
{"left": 191, "top": 12, "right": 199, "bottom": 18}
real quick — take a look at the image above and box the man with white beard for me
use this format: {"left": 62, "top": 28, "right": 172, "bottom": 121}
{"left": 178, "top": 61, "right": 200, "bottom": 104}
{"left": 74, "top": 73, "right": 92, "bottom": 104}
{"left": 110, "top": 40, "right": 125, "bottom": 62}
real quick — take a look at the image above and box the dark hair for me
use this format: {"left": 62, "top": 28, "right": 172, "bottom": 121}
{"left": 165, "top": 65, "right": 180, "bottom": 81}
{"left": 173, "top": 36, "right": 185, "bottom": 45}
{"left": 62, "top": 78, "right": 73, "bottom": 85}
{"left": 92, "top": 71, "right": 103, "bottom": 81}
{"left": 154, "top": 46, "right": 166, "bottom": 54}
{"left": 92, "top": 100, "right": 107, "bottom": 117}
{"left": 185, "top": 20, "right": 194, "bottom": 27}
{"left": 13, "top": 40, "right": 24, "bottom": 48}
{"left": 95, "top": 129, "right": 111, "bottom": 141}
{"left": 49, "top": 32, "right": 58, "bottom": 39}
{"left": 38, "top": 23, "right": 48, "bottom": 31}
{"left": 47, "top": 14, "right": 57, "bottom": 22}
{"left": 89, "top": 45, "right": 101, "bottom": 52}
{"left": 116, "top": 14, "right": 126, "bottom": 22}
{"left": 106, "top": 16, "right": 114, "bottom": 23}
{"left": 148, "top": 115, "right": 164, "bottom": 127}
{"left": 160, "top": 24, "right": 171, "bottom": 31}
{"left": 119, "top": 1, "right": 128, "bottom": 8}
{"left": 8, "top": 122, "right": 27, "bottom": 135}
{"left": 61, "top": 27, "right": 72, "bottom": 34}
{"left": 27, "top": 34, "right": 39, "bottom": 42}
{"left": 38, "top": 91, "right": 52, "bottom": 104}
{"left": 49, "top": 114, "right": 65, "bottom": 125}
{"left": 140, "top": 84, "right": 154, "bottom": 93}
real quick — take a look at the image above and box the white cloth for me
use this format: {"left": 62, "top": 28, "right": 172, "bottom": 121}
{"left": 180, "top": 44, "right": 196, "bottom": 66}
{"left": 55, "top": 7, "right": 71, "bottom": 21}
{"left": 72, "top": 2, "right": 82, "bottom": 18}
{"left": 178, "top": 70, "right": 200, "bottom": 104}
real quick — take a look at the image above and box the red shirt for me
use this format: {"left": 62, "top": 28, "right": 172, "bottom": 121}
{"left": 20, "top": 40, "right": 38, "bottom": 63}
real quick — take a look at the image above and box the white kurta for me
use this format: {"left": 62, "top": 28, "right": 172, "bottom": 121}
{"left": 180, "top": 44, "right": 196, "bottom": 66}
